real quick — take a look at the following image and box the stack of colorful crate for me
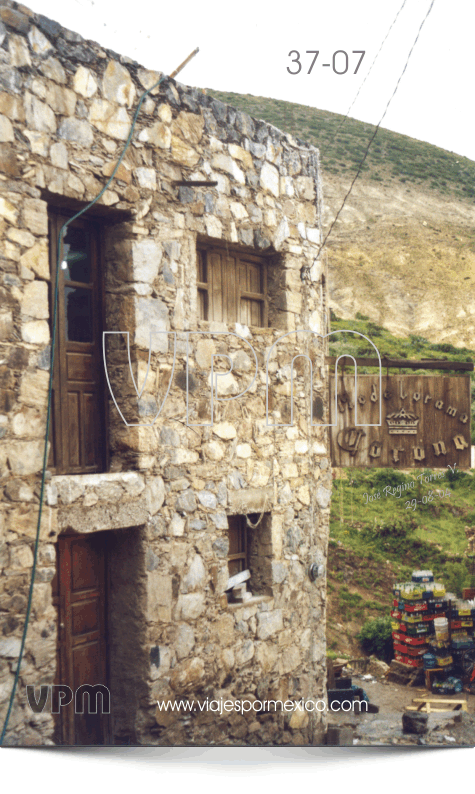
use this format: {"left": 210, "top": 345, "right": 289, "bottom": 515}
{"left": 391, "top": 570, "right": 475, "bottom": 692}
{"left": 391, "top": 571, "right": 444, "bottom": 669}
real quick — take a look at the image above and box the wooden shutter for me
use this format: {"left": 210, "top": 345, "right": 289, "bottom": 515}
{"left": 228, "top": 515, "right": 248, "bottom": 577}
{"left": 48, "top": 213, "right": 107, "bottom": 474}
{"left": 197, "top": 245, "right": 267, "bottom": 327}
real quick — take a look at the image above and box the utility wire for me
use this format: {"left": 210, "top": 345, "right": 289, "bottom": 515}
{"left": 335, "top": 0, "right": 409, "bottom": 135}
{"left": 316, "top": 0, "right": 436, "bottom": 260}
{"left": 0, "top": 47, "right": 199, "bottom": 747}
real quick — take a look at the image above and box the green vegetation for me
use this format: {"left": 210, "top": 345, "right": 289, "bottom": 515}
{"left": 444, "top": 561, "right": 474, "bottom": 597}
{"left": 331, "top": 469, "right": 475, "bottom": 565}
{"left": 357, "top": 617, "right": 393, "bottom": 663}
{"left": 338, "top": 587, "right": 365, "bottom": 622}
{"left": 209, "top": 90, "right": 475, "bottom": 203}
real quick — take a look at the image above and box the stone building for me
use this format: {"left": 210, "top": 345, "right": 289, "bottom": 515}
{"left": 0, "top": 1, "right": 332, "bottom": 745}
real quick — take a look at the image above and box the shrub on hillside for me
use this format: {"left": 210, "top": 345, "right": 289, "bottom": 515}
{"left": 444, "top": 561, "right": 471, "bottom": 597}
{"left": 357, "top": 617, "right": 393, "bottom": 663}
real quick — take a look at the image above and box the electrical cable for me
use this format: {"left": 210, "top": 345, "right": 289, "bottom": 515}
{"left": 334, "top": 0, "right": 408, "bottom": 135}
{"left": 316, "top": 0, "right": 436, "bottom": 260}
{"left": 0, "top": 47, "right": 199, "bottom": 746}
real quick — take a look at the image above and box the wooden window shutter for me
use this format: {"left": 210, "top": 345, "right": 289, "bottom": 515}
{"left": 197, "top": 244, "right": 268, "bottom": 327}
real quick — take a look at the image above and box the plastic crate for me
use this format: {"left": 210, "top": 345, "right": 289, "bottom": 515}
{"left": 401, "top": 613, "right": 427, "bottom": 625}
{"left": 428, "top": 600, "right": 447, "bottom": 613}
{"left": 401, "top": 644, "right": 427, "bottom": 658}
{"left": 412, "top": 571, "right": 434, "bottom": 584}
{"left": 392, "top": 631, "right": 427, "bottom": 646}
{"left": 405, "top": 623, "right": 431, "bottom": 637}
{"left": 402, "top": 589, "right": 424, "bottom": 601}
{"left": 406, "top": 656, "right": 424, "bottom": 668}
{"left": 435, "top": 654, "right": 453, "bottom": 667}
{"left": 406, "top": 645, "right": 426, "bottom": 658}
{"left": 402, "top": 601, "right": 428, "bottom": 613}
{"left": 451, "top": 637, "right": 474, "bottom": 650}
{"left": 429, "top": 638, "right": 450, "bottom": 650}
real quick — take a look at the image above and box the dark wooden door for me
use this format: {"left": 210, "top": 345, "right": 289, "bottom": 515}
{"left": 48, "top": 213, "right": 106, "bottom": 473}
{"left": 56, "top": 533, "right": 110, "bottom": 745}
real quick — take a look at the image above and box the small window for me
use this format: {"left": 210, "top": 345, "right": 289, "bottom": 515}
{"left": 197, "top": 244, "right": 268, "bottom": 327}
{"left": 227, "top": 513, "right": 273, "bottom": 599}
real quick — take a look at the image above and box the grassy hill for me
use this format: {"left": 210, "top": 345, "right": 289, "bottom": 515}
{"left": 210, "top": 90, "right": 475, "bottom": 202}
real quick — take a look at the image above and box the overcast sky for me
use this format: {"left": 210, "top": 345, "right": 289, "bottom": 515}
{"left": 23, "top": 0, "right": 475, "bottom": 162}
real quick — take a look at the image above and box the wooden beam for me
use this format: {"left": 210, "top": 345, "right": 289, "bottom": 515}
{"left": 326, "top": 356, "right": 474, "bottom": 371}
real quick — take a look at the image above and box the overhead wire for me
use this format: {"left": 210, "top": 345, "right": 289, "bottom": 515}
{"left": 334, "top": 0, "right": 409, "bottom": 135}
{"left": 316, "top": 0, "right": 436, "bottom": 260}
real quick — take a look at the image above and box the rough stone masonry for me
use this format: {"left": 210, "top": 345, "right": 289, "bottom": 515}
{"left": 0, "top": 0, "right": 332, "bottom": 745}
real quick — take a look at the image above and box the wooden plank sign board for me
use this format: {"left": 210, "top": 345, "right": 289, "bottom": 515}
{"left": 330, "top": 375, "right": 471, "bottom": 469}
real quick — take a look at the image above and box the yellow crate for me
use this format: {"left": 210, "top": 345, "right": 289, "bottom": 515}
{"left": 436, "top": 655, "right": 453, "bottom": 667}
{"left": 401, "top": 613, "right": 426, "bottom": 624}
{"left": 402, "top": 590, "right": 424, "bottom": 600}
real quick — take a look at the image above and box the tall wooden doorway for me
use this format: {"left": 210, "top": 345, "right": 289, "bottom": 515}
{"left": 48, "top": 211, "right": 107, "bottom": 474}
{"left": 54, "top": 532, "right": 110, "bottom": 745}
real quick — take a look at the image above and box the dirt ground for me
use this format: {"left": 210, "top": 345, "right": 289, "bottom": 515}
{"left": 328, "top": 669, "right": 475, "bottom": 746}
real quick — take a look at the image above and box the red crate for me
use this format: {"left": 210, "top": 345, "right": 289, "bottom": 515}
{"left": 394, "top": 650, "right": 405, "bottom": 663}
{"left": 392, "top": 631, "right": 428, "bottom": 646}
{"left": 394, "top": 652, "right": 423, "bottom": 668}
{"left": 404, "top": 655, "right": 423, "bottom": 668}
{"left": 404, "top": 644, "right": 427, "bottom": 657}
{"left": 403, "top": 602, "right": 428, "bottom": 613}
{"left": 394, "top": 643, "right": 427, "bottom": 657}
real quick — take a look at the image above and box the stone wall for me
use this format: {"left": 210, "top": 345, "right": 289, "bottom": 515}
{"left": 0, "top": 0, "right": 331, "bottom": 745}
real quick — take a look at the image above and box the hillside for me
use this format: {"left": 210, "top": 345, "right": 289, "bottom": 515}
{"left": 210, "top": 90, "right": 475, "bottom": 348}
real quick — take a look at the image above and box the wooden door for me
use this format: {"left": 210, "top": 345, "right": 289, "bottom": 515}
{"left": 48, "top": 212, "right": 107, "bottom": 474}
{"left": 56, "top": 533, "right": 110, "bottom": 745}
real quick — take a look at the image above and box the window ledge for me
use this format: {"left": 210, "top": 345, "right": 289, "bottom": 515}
{"left": 51, "top": 471, "right": 144, "bottom": 488}
{"left": 225, "top": 595, "right": 272, "bottom": 611}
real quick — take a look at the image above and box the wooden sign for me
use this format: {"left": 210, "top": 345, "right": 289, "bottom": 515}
{"left": 330, "top": 375, "right": 471, "bottom": 468}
